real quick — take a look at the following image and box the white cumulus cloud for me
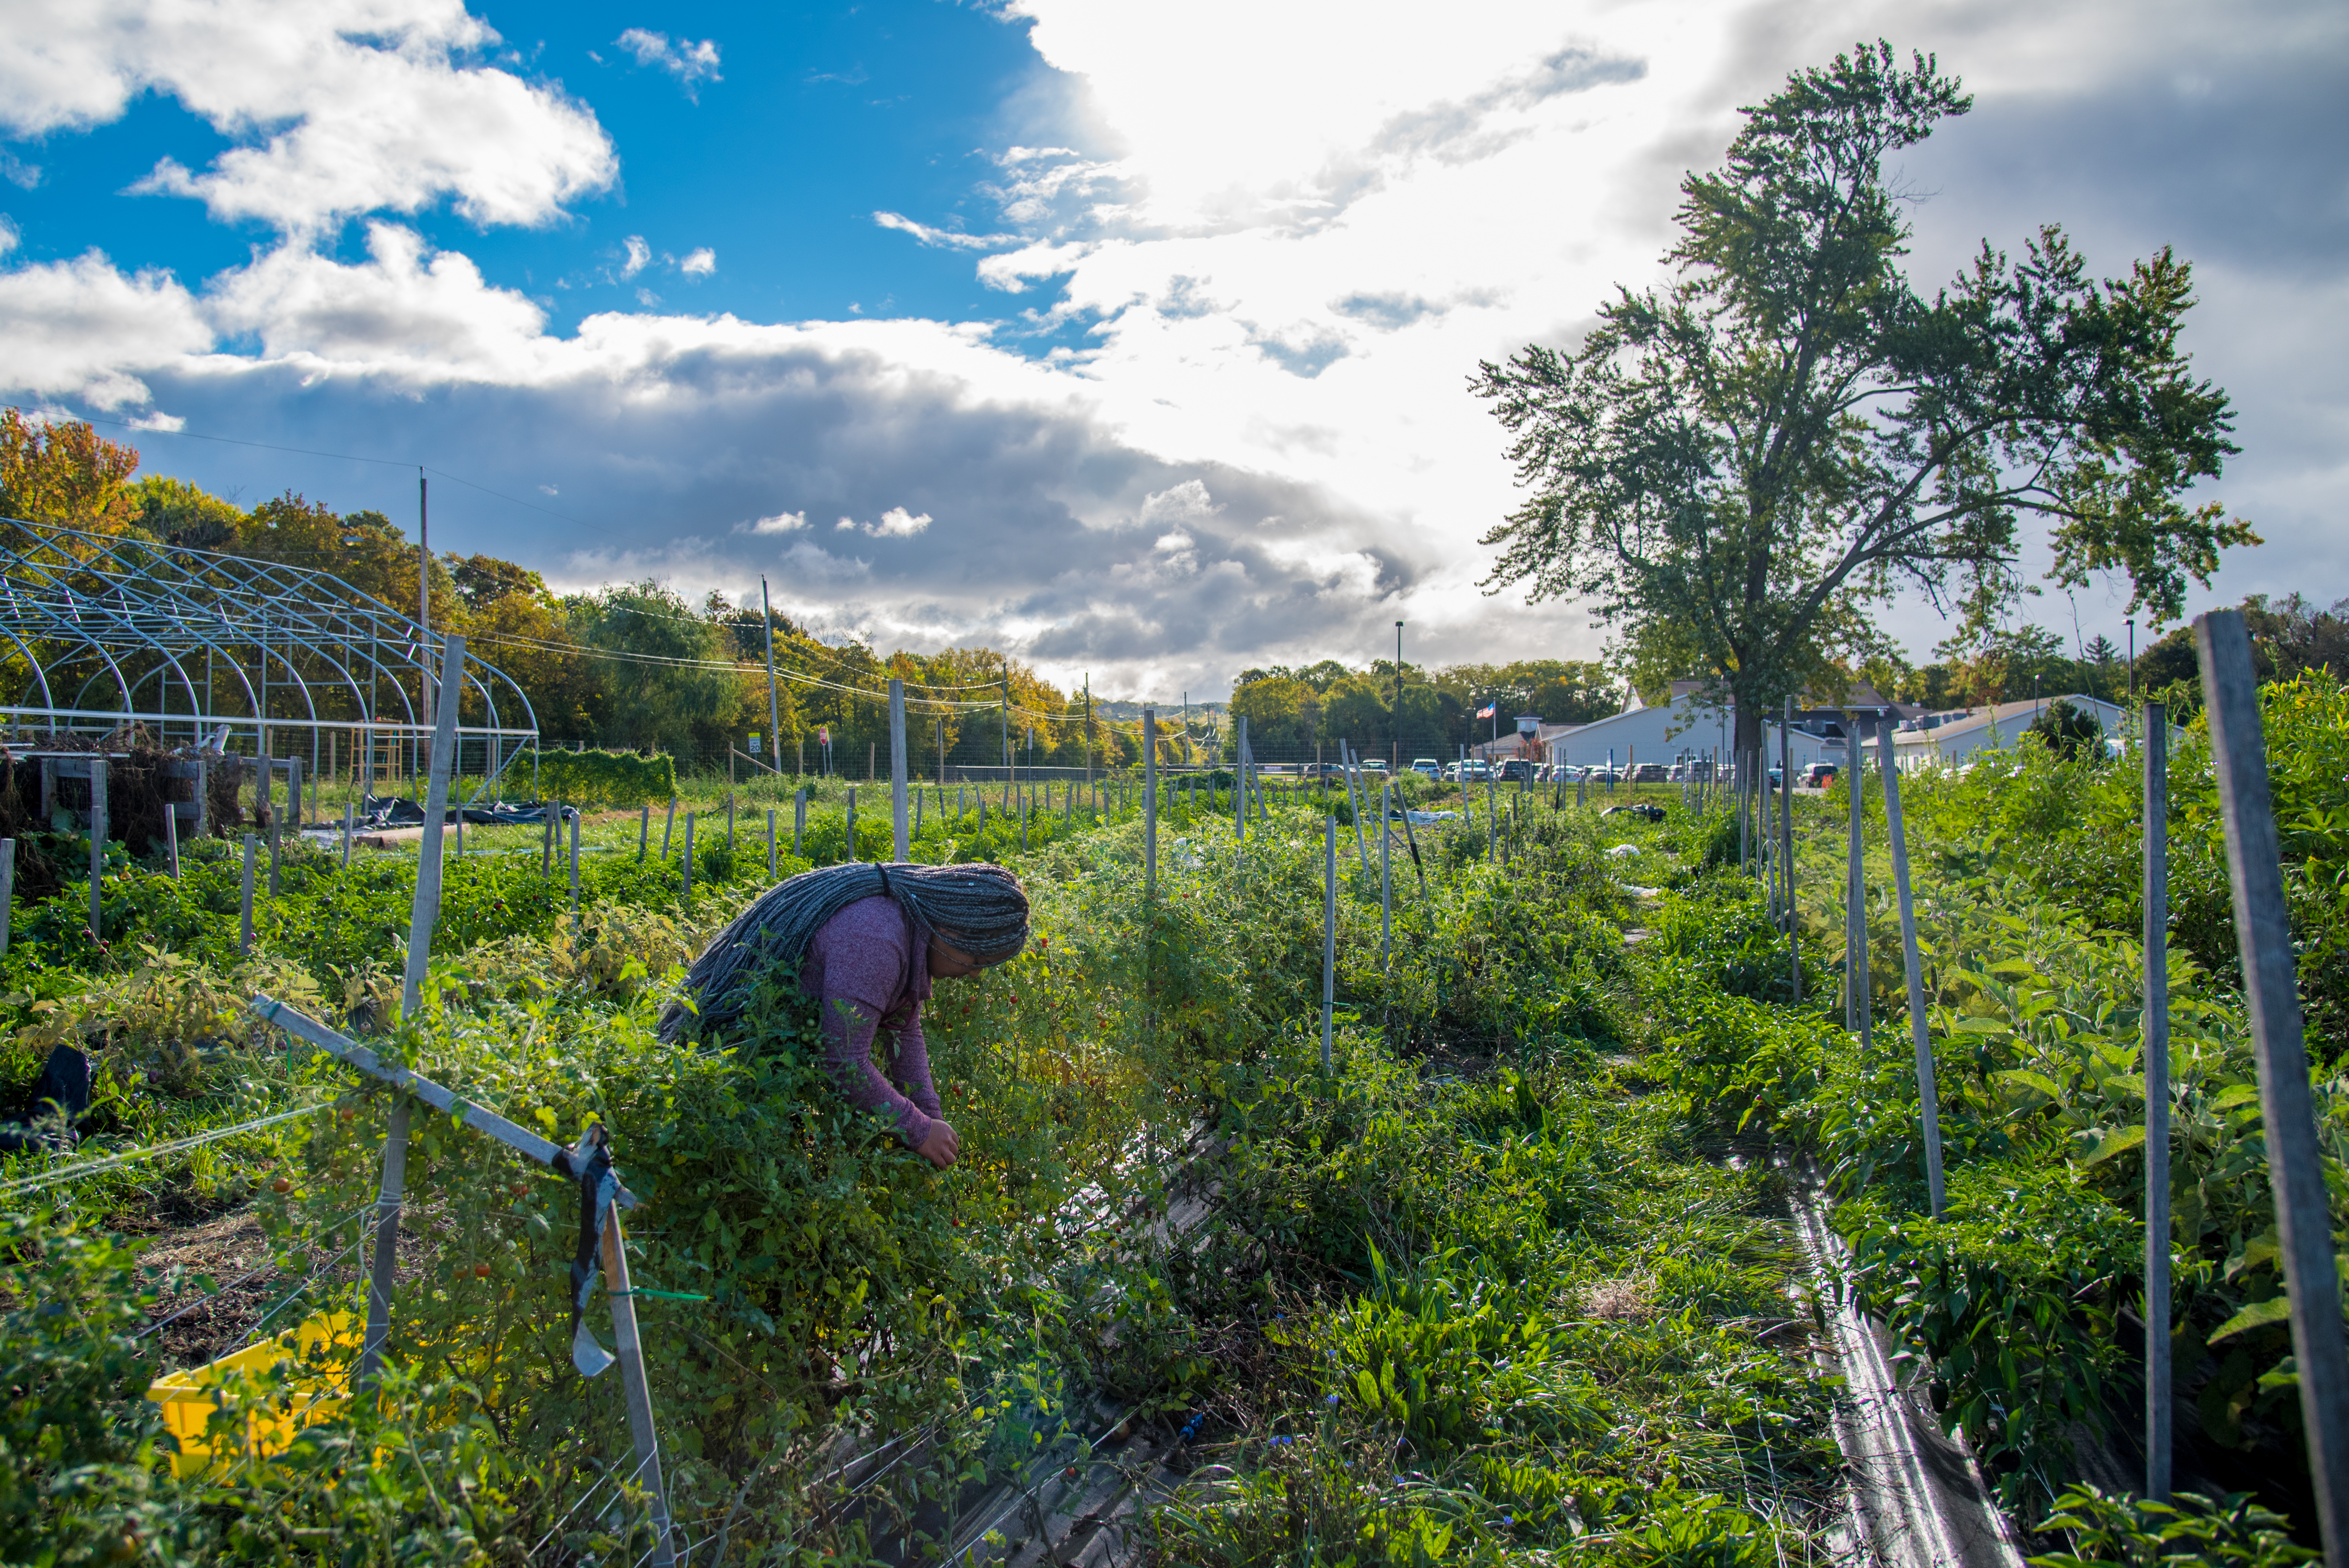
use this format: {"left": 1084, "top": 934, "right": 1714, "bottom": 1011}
{"left": 615, "top": 28, "right": 722, "bottom": 98}
{"left": 679, "top": 247, "right": 716, "bottom": 276}
{"left": 0, "top": 0, "right": 616, "bottom": 235}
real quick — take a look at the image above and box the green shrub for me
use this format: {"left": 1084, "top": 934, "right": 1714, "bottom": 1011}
{"left": 532, "top": 747, "right": 677, "bottom": 805}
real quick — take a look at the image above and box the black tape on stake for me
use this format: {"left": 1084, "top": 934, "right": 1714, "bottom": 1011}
{"left": 556, "top": 1124, "right": 621, "bottom": 1377}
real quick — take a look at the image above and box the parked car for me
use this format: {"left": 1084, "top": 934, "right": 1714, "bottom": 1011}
{"left": 1631, "top": 763, "right": 1668, "bottom": 783}
{"left": 1804, "top": 763, "right": 1839, "bottom": 787}
{"left": 1586, "top": 766, "right": 1623, "bottom": 784}
{"left": 1359, "top": 757, "right": 1388, "bottom": 775}
{"left": 1411, "top": 757, "right": 1441, "bottom": 777}
{"left": 1497, "top": 759, "right": 1533, "bottom": 781}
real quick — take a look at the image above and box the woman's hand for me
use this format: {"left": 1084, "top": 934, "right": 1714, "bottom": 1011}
{"left": 916, "top": 1119, "right": 961, "bottom": 1170}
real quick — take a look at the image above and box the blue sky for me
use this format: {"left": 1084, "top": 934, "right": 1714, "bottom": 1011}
{"left": 1, "top": 0, "right": 2342, "bottom": 700}
{"left": 1, "top": 0, "right": 1070, "bottom": 334}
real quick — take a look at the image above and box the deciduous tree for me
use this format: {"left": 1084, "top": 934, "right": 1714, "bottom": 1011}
{"left": 1472, "top": 43, "right": 2255, "bottom": 769}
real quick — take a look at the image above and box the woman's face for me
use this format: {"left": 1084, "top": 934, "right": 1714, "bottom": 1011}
{"left": 926, "top": 936, "right": 987, "bottom": 979}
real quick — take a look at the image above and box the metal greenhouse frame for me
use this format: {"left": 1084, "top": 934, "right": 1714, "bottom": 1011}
{"left": 0, "top": 517, "right": 538, "bottom": 801}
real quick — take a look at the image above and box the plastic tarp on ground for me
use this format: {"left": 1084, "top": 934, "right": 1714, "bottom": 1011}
{"left": 334, "top": 797, "right": 575, "bottom": 830}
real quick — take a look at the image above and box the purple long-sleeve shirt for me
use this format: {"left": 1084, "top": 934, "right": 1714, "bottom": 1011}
{"left": 801, "top": 895, "right": 941, "bottom": 1146}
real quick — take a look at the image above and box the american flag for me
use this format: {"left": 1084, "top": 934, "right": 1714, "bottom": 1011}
{"left": 1475, "top": 703, "right": 1496, "bottom": 719}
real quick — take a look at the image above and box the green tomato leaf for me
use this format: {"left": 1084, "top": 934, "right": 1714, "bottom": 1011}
{"left": 2207, "top": 1296, "right": 2291, "bottom": 1345}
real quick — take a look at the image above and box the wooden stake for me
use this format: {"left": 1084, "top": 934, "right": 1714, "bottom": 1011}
{"left": 890, "top": 678, "right": 910, "bottom": 863}
{"left": 164, "top": 788, "right": 180, "bottom": 879}
{"left": 1321, "top": 814, "right": 1335, "bottom": 1073}
{"left": 568, "top": 809, "right": 581, "bottom": 912}
{"left": 1143, "top": 707, "right": 1157, "bottom": 900}
{"left": 401, "top": 636, "right": 465, "bottom": 1017}
{"left": 88, "top": 759, "right": 107, "bottom": 938}
{"left": 2144, "top": 701, "right": 2173, "bottom": 1502}
{"left": 2195, "top": 609, "right": 2349, "bottom": 1562}
{"left": 1878, "top": 729, "right": 1944, "bottom": 1216}
{"left": 0, "top": 838, "right": 15, "bottom": 956}
{"left": 793, "top": 787, "right": 806, "bottom": 857}
{"left": 683, "top": 814, "right": 695, "bottom": 908}
{"left": 661, "top": 797, "right": 675, "bottom": 858}
{"left": 767, "top": 808, "right": 777, "bottom": 877}
{"left": 638, "top": 803, "right": 649, "bottom": 863}
{"left": 601, "top": 1206, "right": 678, "bottom": 1566}
{"left": 240, "top": 834, "right": 256, "bottom": 953}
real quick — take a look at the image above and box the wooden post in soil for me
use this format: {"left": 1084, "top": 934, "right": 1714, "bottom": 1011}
{"left": 164, "top": 790, "right": 180, "bottom": 879}
{"left": 1845, "top": 715, "right": 1870, "bottom": 1045}
{"left": 2195, "top": 609, "right": 2349, "bottom": 1563}
{"left": 683, "top": 814, "right": 695, "bottom": 908}
{"left": 890, "top": 679, "right": 910, "bottom": 863}
{"left": 638, "top": 803, "right": 649, "bottom": 863}
{"left": 661, "top": 797, "right": 675, "bottom": 858}
{"left": 599, "top": 1204, "right": 678, "bottom": 1565}
{"left": 1321, "top": 814, "right": 1335, "bottom": 1074}
{"left": 1877, "top": 728, "right": 1944, "bottom": 1217}
{"left": 568, "top": 810, "right": 581, "bottom": 914}
{"left": 88, "top": 759, "right": 107, "bottom": 938}
{"left": 367, "top": 632, "right": 464, "bottom": 1390}
{"left": 2143, "top": 701, "right": 2173, "bottom": 1502}
{"left": 1782, "top": 698, "right": 1799, "bottom": 1001}
{"left": 240, "top": 835, "right": 256, "bottom": 953}
{"left": 846, "top": 787, "right": 857, "bottom": 863}
{"left": 1143, "top": 707, "right": 1157, "bottom": 901}
{"left": 767, "top": 809, "right": 777, "bottom": 878}
{"left": 0, "top": 838, "right": 14, "bottom": 957}
{"left": 1235, "top": 716, "right": 1250, "bottom": 840}
{"left": 343, "top": 801, "right": 354, "bottom": 867}
{"left": 1380, "top": 778, "right": 1392, "bottom": 972}
{"left": 793, "top": 787, "right": 806, "bottom": 857}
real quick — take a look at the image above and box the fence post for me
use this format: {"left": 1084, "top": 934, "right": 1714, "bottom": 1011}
{"left": 638, "top": 803, "right": 649, "bottom": 864}
{"left": 1846, "top": 715, "right": 1870, "bottom": 1045}
{"left": 259, "top": 745, "right": 276, "bottom": 895}
{"left": 402, "top": 635, "right": 464, "bottom": 1016}
{"left": 542, "top": 801, "right": 556, "bottom": 875}
{"left": 344, "top": 800, "right": 354, "bottom": 867}
{"left": 88, "top": 758, "right": 107, "bottom": 938}
{"left": 846, "top": 787, "right": 857, "bottom": 863}
{"left": 1877, "top": 729, "right": 1944, "bottom": 1218}
{"left": 1143, "top": 707, "right": 1157, "bottom": 900}
{"left": 767, "top": 808, "right": 777, "bottom": 877}
{"left": 2143, "top": 701, "right": 2173, "bottom": 1501}
{"left": 1380, "top": 778, "right": 1392, "bottom": 972}
{"left": 683, "top": 814, "right": 695, "bottom": 907}
{"left": 1321, "top": 814, "right": 1335, "bottom": 1073}
{"left": 0, "top": 838, "right": 14, "bottom": 956}
{"left": 890, "top": 678, "right": 910, "bottom": 863}
{"left": 2194, "top": 609, "right": 2349, "bottom": 1560}
{"left": 355, "top": 1102, "right": 411, "bottom": 1389}
{"left": 793, "top": 788, "right": 806, "bottom": 857}
{"left": 568, "top": 809, "right": 581, "bottom": 913}
{"left": 1782, "top": 697, "right": 1799, "bottom": 1001}
{"left": 1235, "top": 717, "right": 1249, "bottom": 840}
{"left": 164, "top": 788, "right": 181, "bottom": 879}
{"left": 1342, "top": 742, "right": 1371, "bottom": 879}
{"left": 661, "top": 797, "right": 675, "bottom": 858}
{"left": 600, "top": 1206, "right": 678, "bottom": 1566}
{"left": 241, "top": 834, "right": 256, "bottom": 953}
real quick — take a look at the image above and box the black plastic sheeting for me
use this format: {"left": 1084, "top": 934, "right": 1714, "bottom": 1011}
{"left": 349, "top": 796, "right": 576, "bottom": 829}
{"left": 0, "top": 1045, "right": 92, "bottom": 1153}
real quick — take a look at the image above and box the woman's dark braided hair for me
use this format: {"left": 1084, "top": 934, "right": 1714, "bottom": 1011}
{"left": 659, "top": 861, "right": 1029, "bottom": 1042}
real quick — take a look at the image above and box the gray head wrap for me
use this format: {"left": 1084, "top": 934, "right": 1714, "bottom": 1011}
{"left": 660, "top": 860, "right": 1029, "bottom": 1042}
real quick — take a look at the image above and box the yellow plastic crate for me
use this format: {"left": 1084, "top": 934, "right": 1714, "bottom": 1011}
{"left": 146, "top": 1311, "right": 362, "bottom": 1478}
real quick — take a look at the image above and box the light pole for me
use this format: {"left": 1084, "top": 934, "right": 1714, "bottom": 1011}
{"left": 1393, "top": 621, "right": 1404, "bottom": 772}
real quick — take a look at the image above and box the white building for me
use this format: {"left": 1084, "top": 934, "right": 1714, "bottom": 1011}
{"left": 1539, "top": 692, "right": 1846, "bottom": 775}
{"left": 1886, "top": 693, "right": 2156, "bottom": 772}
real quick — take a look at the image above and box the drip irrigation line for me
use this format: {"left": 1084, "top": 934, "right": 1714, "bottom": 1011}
{"left": 0, "top": 1100, "right": 328, "bottom": 1199}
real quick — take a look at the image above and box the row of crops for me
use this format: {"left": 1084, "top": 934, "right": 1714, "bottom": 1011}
{"left": 2, "top": 676, "right": 2344, "bottom": 1564}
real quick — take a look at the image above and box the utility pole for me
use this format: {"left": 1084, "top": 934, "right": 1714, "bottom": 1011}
{"left": 761, "top": 575, "right": 782, "bottom": 769}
